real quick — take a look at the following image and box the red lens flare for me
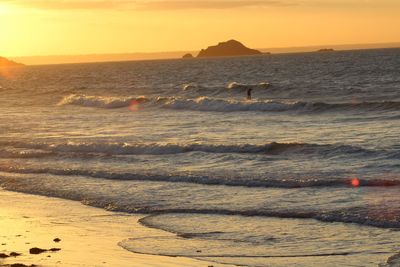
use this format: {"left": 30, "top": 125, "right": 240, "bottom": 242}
{"left": 351, "top": 178, "right": 360, "bottom": 187}
{"left": 129, "top": 99, "right": 140, "bottom": 111}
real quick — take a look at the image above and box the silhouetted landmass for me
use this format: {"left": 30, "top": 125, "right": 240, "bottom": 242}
{"left": 318, "top": 48, "right": 335, "bottom": 52}
{"left": 0, "top": 57, "right": 24, "bottom": 68}
{"left": 197, "top": 40, "right": 262, "bottom": 58}
{"left": 11, "top": 42, "right": 400, "bottom": 65}
{"left": 182, "top": 53, "right": 194, "bottom": 59}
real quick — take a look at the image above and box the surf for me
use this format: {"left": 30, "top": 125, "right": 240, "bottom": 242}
{"left": 58, "top": 94, "right": 400, "bottom": 113}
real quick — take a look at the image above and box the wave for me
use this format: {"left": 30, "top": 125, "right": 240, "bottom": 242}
{"left": 164, "top": 97, "right": 400, "bottom": 113}
{"left": 227, "top": 82, "right": 270, "bottom": 90}
{"left": 182, "top": 83, "right": 198, "bottom": 91}
{"left": 3, "top": 165, "right": 398, "bottom": 228}
{"left": 58, "top": 94, "right": 149, "bottom": 109}
{"left": 138, "top": 205, "right": 400, "bottom": 230}
{"left": 0, "top": 140, "right": 379, "bottom": 157}
{"left": 181, "top": 82, "right": 271, "bottom": 94}
{"left": 58, "top": 94, "right": 400, "bottom": 113}
{"left": 0, "top": 148, "right": 54, "bottom": 159}
{"left": 0, "top": 164, "right": 399, "bottom": 189}
{"left": 310, "top": 101, "right": 400, "bottom": 112}
{"left": 1, "top": 171, "right": 400, "bottom": 230}
{"left": 161, "top": 97, "right": 304, "bottom": 112}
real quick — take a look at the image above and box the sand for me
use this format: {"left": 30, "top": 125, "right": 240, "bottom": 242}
{"left": 0, "top": 189, "right": 230, "bottom": 267}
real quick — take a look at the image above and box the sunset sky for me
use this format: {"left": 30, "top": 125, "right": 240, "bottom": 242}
{"left": 1, "top": 0, "right": 400, "bottom": 57}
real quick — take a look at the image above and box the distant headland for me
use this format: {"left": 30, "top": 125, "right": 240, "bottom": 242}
{"left": 0, "top": 57, "right": 24, "bottom": 68}
{"left": 182, "top": 40, "right": 264, "bottom": 59}
{"left": 10, "top": 42, "right": 400, "bottom": 65}
{"left": 317, "top": 48, "right": 335, "bottom": 52}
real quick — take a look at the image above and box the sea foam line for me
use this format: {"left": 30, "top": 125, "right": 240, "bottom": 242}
{"left": 58, "top": 94, "right": 400, "bottom": 113}
{"left": 0, "top": 164, "right": 399, "bottom": 189}
{"left": 0, "top": 140, "right": 380, "bottom": 156}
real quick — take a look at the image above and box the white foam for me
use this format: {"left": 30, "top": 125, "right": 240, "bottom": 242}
{"left": 58, "top": 94, "right": 400, "bottom": 113}
{"left": 182, "top": 83, "right": 198, "bottom": 91}
{"left": 162, "top": 96, "right": 302, "bottom": 112}
{"left": 58, "top": 94, "right": 148, "bottom": 109}
{"left": 227, "top": 81, "right": 270, "bottom": 89}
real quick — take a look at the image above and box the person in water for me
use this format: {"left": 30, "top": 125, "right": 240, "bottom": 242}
{"left": 247, "top": 88, "right": 252, "bottom": 100}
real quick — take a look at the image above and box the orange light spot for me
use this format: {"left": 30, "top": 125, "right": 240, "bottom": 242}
{"left": 129, "top": 99, "right": 140, "bottom": 111}
{"left": 0, "top": 66, "right": 23, "bottom": 80}
{"left": 351, "top": 178, "right": 360, "bottom": 187}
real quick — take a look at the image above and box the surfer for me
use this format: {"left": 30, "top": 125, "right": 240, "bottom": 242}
{"left": 247, "top": 88, "right": 252, "bottom": 100}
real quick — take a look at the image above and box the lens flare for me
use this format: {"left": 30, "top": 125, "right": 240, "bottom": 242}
{"left": 351, "top": 178, "right": 360, "bottom": 187}
{"left": 0, "top": 66, "right": 24, "bottom": 80}
{"left": 129, "top": 99, "right": 140, "bottom": 111}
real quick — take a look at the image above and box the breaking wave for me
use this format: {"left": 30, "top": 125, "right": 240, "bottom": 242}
{"left": 161, "top": 97, "right": 302, "bottom": 112}
{"left": 0, "top": 140, "right": 379, "bottom": 157}
{"left": 1, "top": 170, "right": 400, "bottom": 229}
{"left": 0, "top": 163, "right": 399, "bottom": 189}
{"left": 58, "top": 94, "right": 400, "bottom": 113}
{"left": 58, "top": 94, "right": 149, "bottom": 109}
{"left": 227, "top": 82, "right": 270, "bottom": 90}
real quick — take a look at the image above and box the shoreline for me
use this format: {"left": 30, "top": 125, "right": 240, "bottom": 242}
{"left": 0, "top": 189, "right": 232, "bottom": 267}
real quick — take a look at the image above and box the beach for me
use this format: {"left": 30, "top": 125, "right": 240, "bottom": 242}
{"left": 0, "top": 49, "right": 399, "bottom": 266}
{"left": 1, "top": 0, "right": 399, "bottom": 264}
{"left": 0, "top": 189, "right": 227, "bottom": 267}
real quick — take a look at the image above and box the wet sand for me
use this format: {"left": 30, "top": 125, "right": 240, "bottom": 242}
{"left": 0, "top": 189, "right": 229, "bottom": 267}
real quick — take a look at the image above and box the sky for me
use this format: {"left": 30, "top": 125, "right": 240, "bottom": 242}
{"left": 1, "top": 0, "right": 400, "bottom": 58}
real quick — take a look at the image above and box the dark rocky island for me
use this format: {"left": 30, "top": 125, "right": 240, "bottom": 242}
{"left": 182, "top": 53, "right": 194, "bottom": 59}
{"left": 317, "top": 48, "right": 335, "bottom": 52}
{"left": 197, "top": 40, "right": 262, "bottom": 58}
{"left": 0, "top": 57, "right": 24, "bottom": 68}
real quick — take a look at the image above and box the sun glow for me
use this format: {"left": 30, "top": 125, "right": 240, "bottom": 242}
{"left": 0, "top": 3, "right": 14, "bottom": 14}
{"left": 1, "top": 0, "right": 400, "bottom": 61}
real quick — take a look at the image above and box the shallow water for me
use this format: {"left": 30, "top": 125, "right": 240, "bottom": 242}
{"left": 0, "top": 48, "right": 399, "bottom": 266}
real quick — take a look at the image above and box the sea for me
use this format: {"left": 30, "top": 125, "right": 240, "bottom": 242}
{"left": 0, "top": 48, "right": 399, "bottom": 267}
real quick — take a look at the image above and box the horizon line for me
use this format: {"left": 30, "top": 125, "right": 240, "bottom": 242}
{"left": 10, "top": 41, "right": 400, "bottom": 66}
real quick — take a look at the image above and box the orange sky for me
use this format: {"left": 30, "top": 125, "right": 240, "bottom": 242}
{"left": 1, "top": 0, "right": 400, "bottom": 58}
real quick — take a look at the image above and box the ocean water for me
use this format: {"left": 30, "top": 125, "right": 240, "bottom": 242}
{"left": 0, "top": 48, "right": 399, "bottom": 266}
